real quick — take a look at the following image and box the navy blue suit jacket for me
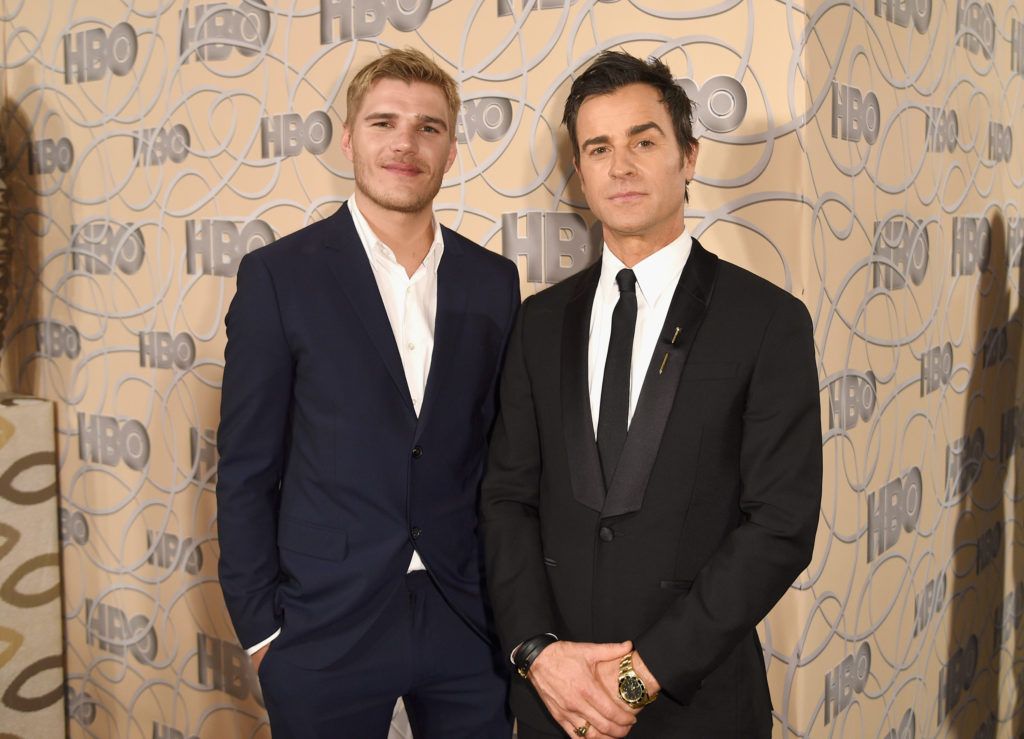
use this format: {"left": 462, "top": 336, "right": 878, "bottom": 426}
{"left": 216, "top": 202, "right": 520, "bottom": 669}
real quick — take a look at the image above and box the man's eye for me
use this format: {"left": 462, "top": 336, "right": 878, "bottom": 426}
{"left": 637, "top": 139, "right": 654, "bottom": 148}
{"left": 590, "top": 146, "right": 608, "bottom": 155}
{"left": 422, "top": 126, "right": 439, "bottom": 134}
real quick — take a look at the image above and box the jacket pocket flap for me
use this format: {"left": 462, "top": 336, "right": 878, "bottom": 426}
{"left": 278, "top": 517, "right": 347, "bottom": 561}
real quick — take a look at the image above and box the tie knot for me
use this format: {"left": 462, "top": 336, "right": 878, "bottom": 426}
{"left": 615, "top": 268, "right": 637, "bottom": 294}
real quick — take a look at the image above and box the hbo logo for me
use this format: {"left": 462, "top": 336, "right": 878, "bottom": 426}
{"left": 457, "top": 97, "right": 513, "bottom": 144}
{"left": 827, "top": 370, "right": 876, "bottom": 431}
{"left": 677, "top": 76, "right": 747, "bottom": 134}
{"left": 924, "top": 106, "right": 957, "bottom": 153}
{"left": 867, "top": 467, "right": 922, "bottom": 562}
{"left": 64, "top": 22, "right": 137, "bottom": 84}
{"left": 320, "top": 0, "right": 430, "bottom": 44}
{"left": 832, "top": 81, "right": 880, "bottom": 144}
{"left": 60, "top": 508, "right": 90, "bottom": 546}
{"left": 260, "top": 112, "right": 332, "bottom": 159}
{"left": 36, "top": 321, "right": 80, "bottom": 360}
{"left": 134, "top": 125, "right": 189, "bottom": 166}
{"left": 29, "top": 137, "right": 73, "bottom": 175}
{"left": 139, "top": 332, "right": 195, "bottom": 370}
{"left": 989, "top": 122, "right": 1012, "bottom": 162}
{"left": 824, "top": 642, "right": 871, "bottom": 724}
{"left": 77, "top": 413, "right": 150, "bottom": 470}
{"left": 185, "top": 219, "right": 275, "bottom": 277}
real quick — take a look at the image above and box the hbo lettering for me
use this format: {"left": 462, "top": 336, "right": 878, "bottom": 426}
{"left": 66, "top": 686, "right": 96, "bottom": 727}
{"left": 951, "top": 216, "right": 990, "bottom": 276}
{"left": 832, "top": 82, "right": 880, "bottom": 144}
{"left": 60, "top": 507, "right": 90, "bottom": 546}
{"left": 873, "top": 217, "right": 928, "bottom": 290}
{"left": 981, "top": 324, "right": 1007, "bottom": 368}
{"left": 924, "top": 106, "right": 957, "bottom": 153}
{"left": 153, "top": 723, "right": 199, "bottom": 739}
{"left": 77, "top": 413, "right": 150, "bottom": 471}
{"left": 920, "top": 342, "right": 952, "bottom": 396}
{"left": 185, "top": 219, "right": 274, "bottom": 277}
{"left": 938, "top": 634, "right": 978, "bottom": 724}
{"left": 36, "top": 321, "right": 80, "bottom": 359}
{"left": 827, "top": 370, "right": 876, "bottom": 431}
{"left": 320, "top": 0, "right": 430, "bottom": 44}
{"left": 914, "top": 571, "right": 946, "bottom": 637}
{"left": 29, "top": 137, "right": 73, "bottom": 174}
{"left": 64, "top": 22, "right": 137, "bottom": 84}
{"left": 71, "top": 221, "right": 145, "bottom": 275}
{"left": 139, "top": 331, "right": 195, "bottom": 370}
{"left": 1000, "top": 404, "right": 1023, "bottom": 463}
{"left": 946, "top": 428, "right": 984, "bottom": 499}
{"left": 989, "top": 122, "right": 1012, "bottom": 162}
{"left": 84, "top": 598, "right": 157, "bottom": 664}
{"left": 457, "top": 97, "right": 513, "bottom": 144}
{"left": 824, "top": 642, "right": 871, "bottom": 724}
{"left": 147, "top": 529, "right": 203, "bottom": 575}
{"left": 260, "top": 112, "right": 332, "bottom": 159}
{"left": 1012, "top": 19, "right": 1024, "bottom": 76}
{"left": 134, "top": 125, "right": 189, "bottom": 166}
{"left": 191, "top": 427, "right": 218, "bottom": 484}
{"left": 867, "top": 467, "right": 922, "bottom": 562}
{"left": 197, "top": 632, "right": 264, "bottom": 706}
{"left": 875, "top": 0, "right": 931, "bottom": 32}
{"left": 502, "top": 211, "right": 601, "bottom": 285}
{"left": 677, "top": 76, "right": 747, "bottom": 134}
{"left": 976, "top": 520, "right": 1002, "bottom": 575}
{"left": 883, "top": 708, "right": 916, "bottom": 739}
{"left": 956, "top": 0, "right": 995, "bottom": 58}
{"left": 993, "top": 580, "right": 1024, "bottom": 651}
{"left": 180, "top": 1, "right": 271, "bottom": 62}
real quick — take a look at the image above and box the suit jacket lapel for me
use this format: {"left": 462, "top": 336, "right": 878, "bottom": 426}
{"left": 323, "top": 203, "right": 415, "bottom": 414}
{"left": 602, "top": 239, "right": 720, "bottom": 518}
{"left": 415, "top": 228, "right": 467, "bottom": 440}
{"left": 562, "top": 262, "right": 605, "bottom": 513}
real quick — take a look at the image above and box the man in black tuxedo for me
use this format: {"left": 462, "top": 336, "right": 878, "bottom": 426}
{"left": 216, "top": 48, "right": 517, "bottom": 738}
{"left": 481, "top": 51, "right": 821, "bottom": 738}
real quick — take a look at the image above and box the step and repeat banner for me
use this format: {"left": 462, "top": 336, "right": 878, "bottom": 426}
{"left": 0, "top": 1, "right": 1021, "bottom": 737}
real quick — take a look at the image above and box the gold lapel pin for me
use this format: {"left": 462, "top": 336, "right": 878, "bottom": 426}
{"left": 671, "top": 327, "right": 681, "bottom": 344}
{"left": 659, "top": 352, "right": 670, "bottom": 375}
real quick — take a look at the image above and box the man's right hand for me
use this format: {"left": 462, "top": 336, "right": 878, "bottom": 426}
{"left": 528, "top": 640, "right": 637, "bottom": 738}
{"left": 250, "top": 643, "right": 270, "bottom": 674}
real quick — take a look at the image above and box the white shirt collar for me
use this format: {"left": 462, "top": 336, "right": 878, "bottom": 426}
{"left": 348, "top": 192, "right": 445, "bottom": 274}
{"left": 599, "top": 230, "right": 693, "bottom": 308}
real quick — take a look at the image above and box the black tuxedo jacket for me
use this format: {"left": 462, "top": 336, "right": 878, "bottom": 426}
{"left": 481, "top": 240, "right": 821, "bottom": 737}
{"left": 216, "top": 203, "right": 520, "bottom": 669}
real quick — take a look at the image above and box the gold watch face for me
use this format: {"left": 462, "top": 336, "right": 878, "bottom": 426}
{"left": 619, "top": 674, "right": 647, "bottom": 704}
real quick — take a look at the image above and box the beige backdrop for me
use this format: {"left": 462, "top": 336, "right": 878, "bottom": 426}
{"left": 0, "top": 1, "right": 1022, "bottom": 737}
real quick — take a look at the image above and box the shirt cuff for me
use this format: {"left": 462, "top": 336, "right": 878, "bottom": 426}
{"left": 246, "top": 629, "right": 280, "bottom": 656}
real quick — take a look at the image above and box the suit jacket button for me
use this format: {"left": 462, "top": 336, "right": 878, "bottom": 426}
{"left": 411, "top": 527, "right": 422, "bottom": 539}
{"left": 411, "top": 445, "right": 423, "bottom": 458}
{"left": 599, "top": 526, "right": 614, "bottom": 542}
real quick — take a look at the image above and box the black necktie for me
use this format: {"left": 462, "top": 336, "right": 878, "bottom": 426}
{"left": 597, "top": 268, "right": 637, "bottom": 489}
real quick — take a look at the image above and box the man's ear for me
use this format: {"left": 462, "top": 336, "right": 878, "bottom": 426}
{"left": 341, "top": 125, "right": 354, "bottom": 163}
{"left": 682, "top": 141, "right": 699, "bottom": 181}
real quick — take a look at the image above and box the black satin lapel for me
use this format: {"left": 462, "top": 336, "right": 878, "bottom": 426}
{"left": 324, "top": 205, "right": 414, "bottom": 414}
{"left": 415, "top": 235, "right": 467, "bottom": 438}
{"left": 602, "top": 240, "right": 720, "bottom": 518}
{"left": 561, "top": 263, "right": 605, "bottom": 513}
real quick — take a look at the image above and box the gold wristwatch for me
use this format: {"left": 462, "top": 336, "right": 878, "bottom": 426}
{"left": 617, "top": 652, "right": 657, "bottom": 709}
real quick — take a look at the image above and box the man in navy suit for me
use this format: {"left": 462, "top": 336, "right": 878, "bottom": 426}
{"left": 216, "top": 48, "right": 518, "bottom": 738}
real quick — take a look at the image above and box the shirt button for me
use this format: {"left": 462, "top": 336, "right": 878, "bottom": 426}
{"left": 599, "top": 526, "right": 614, "bottom": 542}
{"left": 411, "top": 445, "right": 423, "bottom": 459}
{"left": 408, "top": 341, "right": 416, "bottom": 351}
{"left": 411, "top": 527, "right": 422, "bottom": 539}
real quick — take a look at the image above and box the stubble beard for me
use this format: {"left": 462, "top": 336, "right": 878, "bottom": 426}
{"left": 353, "top": 154, "right": 443, "bottom": 215}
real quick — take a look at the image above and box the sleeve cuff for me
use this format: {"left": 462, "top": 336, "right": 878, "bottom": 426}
{"left": 246, "top": 629, "right": 281, "bottom": 655}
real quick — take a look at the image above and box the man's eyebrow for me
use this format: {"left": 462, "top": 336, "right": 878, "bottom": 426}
{"left": 581, "top": 121, "right": 665, "bottom": 150}
{"left": 627, "top": 121, "right": 664, "bottom": 138}
{"left": 581, "top": 134, "right": 610, "bottom": 150}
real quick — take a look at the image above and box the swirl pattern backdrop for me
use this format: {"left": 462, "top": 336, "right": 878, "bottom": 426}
{"left": 0, "top": 1, "right": 1022, "bottom": 737}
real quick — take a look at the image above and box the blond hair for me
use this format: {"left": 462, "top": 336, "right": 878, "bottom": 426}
{"left": 345, "top": 48, "right": 460, "bottom": 139}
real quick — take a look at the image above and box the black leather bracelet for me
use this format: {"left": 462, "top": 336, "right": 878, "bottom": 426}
{"left": 513, "top": 634, "right": 559, "bottom": 678}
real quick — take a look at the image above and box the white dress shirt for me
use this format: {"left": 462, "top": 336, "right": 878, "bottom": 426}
{"left": 588, "top": 231, "right": 692, "bottom": 434}
{"left": 247, "top": 194, "right": 443, "bottom": 655}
